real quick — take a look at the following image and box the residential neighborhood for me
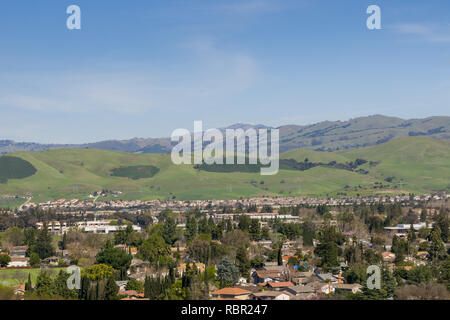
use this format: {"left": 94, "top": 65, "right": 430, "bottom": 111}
{"left": 0, "top": 193, "right": 448, "bottom": 300}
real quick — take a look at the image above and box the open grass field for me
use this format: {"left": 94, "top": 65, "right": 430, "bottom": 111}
{"left": 0, "top": 137, "right": 448, "bottom": 204}
{"left": 0, "top": 198, "right": 27, "bottom": 208}
{"left": 0, "top": 267, "right": 66, "bottom": 287}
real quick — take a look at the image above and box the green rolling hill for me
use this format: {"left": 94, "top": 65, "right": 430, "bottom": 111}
{"left": 0, "top": 137, "right": 448, "bottom": 205}
{"left": 339, "top": 136, "right": 450, "bottom": 193}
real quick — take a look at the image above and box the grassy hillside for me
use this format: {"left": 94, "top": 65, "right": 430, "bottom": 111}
{"left": 339, "top": 137, "right": 450, "bottom": 193}
{"left": 0, "top": 137, "right": 448, "bottom": 204}
{"left": 278, "top": 115, "right": 450, "bottom": 152}
{"left": 0, "top": 156, "right": 36, "bottom": 183}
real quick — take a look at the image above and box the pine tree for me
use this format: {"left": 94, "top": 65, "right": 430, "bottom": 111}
{"left": 429, "top": 225, "right": 446, "bottom": 260}
{"left": 185, "top": 217, "right": 197, "bottom": 242}
{"left": 217, "top": 256, "right": 239, "bottom": 288}
{"left": 104, "top": 277, "right": 119, "bottom": 300}
{"left": 236, "top": 246, "right": 250, "bottom": 278}
{"left": 34, "top": 223, "right": 55, "bottom": 259}
{"left": 249, "top": 219, "right": 261, "bottom": 241}
{"left": 420, "top": 209, "right": 427, "bottom": 222}
{"left": 381, "top": 264, "right": 397, "bottom": 299}
{"left": 436, "top": 211, "right": 449, "bottom": 243}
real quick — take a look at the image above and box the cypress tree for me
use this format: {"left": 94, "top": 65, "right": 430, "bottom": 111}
{"left": 79, "top": 275, "right": 91, "bottom": 300}
{"left": 277, "top": 246, "right": 283, "bottom": 266}
{"left": 59, "top": 232, "right": 67, "bottom": 251}
{"left": 25, "top": 273, "right": 32, "bottom": 291}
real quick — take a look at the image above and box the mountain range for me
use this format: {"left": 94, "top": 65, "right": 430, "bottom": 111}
{"left": 1, "top": 115, "right": 449, "bottom": 154}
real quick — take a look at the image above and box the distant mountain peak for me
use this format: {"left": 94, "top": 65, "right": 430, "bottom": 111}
{"left": 1, "top": 115, "right": 449, "bottom": 154}
{"left": 223, "top": 123, "right": 271, "bottom": 130}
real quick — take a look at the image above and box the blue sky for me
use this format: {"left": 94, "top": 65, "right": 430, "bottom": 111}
{"left": 0, "top": 0, "right": 449, "bottom": 143}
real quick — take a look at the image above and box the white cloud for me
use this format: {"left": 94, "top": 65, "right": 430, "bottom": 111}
{"left": 0, "top": 40, "right": 262, "bottom": 116}
{"left": 391, "top": 23, "right": 450, "bottom": 43}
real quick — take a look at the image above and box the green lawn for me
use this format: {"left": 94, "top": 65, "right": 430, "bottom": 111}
{"left": 0, "top": 267, "right": 66, "bottom": 287}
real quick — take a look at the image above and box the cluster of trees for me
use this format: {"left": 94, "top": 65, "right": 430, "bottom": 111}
{"left": 340, "top": 207, "right": 449, "bottom": 300}
{"left": 23, "top": 270, "right": 79, "bottom": 300}
{"left": 139, "top": 258, "right": 240, "bottom": 300}
{"left": 78, "top": 264, "right": 120, "bottom": 300}
{"left": 314, "top": 225, "right": 346, "bottom": 272}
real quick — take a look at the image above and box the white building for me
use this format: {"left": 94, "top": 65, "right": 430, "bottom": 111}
{"left": 8, "top": 257, "right": 29, "bottom": 268}
{"left": 76, "top": 220, "right": 141, "bottom": 234}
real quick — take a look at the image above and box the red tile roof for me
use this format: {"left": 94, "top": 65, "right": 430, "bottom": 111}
{"left": 212, "top": 287, "right": 251, "bottom": 296}
{"left": 267, "top": 281, "right": 294, "bottom": 288}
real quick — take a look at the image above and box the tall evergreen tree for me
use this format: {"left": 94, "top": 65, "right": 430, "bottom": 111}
{"left": 429, "top": 225, "right": 446, "bottom": 260}
{"left": 436, "top": 211, "right": 449, "bottom": 243}
{"left": 59, "top": 232, "right": 67, "bottom": 250}
{"left": 104, "top": 277, "right": 119, "bottom": 300}
{"left": 25, "top": 273, "right": 32, "bottom": 292}
{"left": 277, "top": 245, "right": 283, "bottom": 266}
{"left": 236, "top": 246, "right": 251, "bottom": 278}
{"left": 79, "top": 275, "right": 91, "bottom": 300}
{"left": 217, "top": 256, "right": 239, "bottom": 288}
{"left": 185, "top": 217, "right": 198, "bottom": 243}
{"left": 249, "top": 219, "right": 261, "bottom": 241}
{"left": 34, "top": 223, "right": 55, "bottom": 259}
{"left": 162, "top": 217, "right": 177, "bottom": 245}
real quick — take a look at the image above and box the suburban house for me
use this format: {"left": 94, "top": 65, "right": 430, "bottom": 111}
{"left": 176, "top": 262, "right": 206, "bottom": 276}
{"left": 8, "top": 257, "right": 29, "bottom": 268}
{"left": 119, "top": 290, "right": 148, "bottom": 300}
{"left": 251, "top": 270, "right": 282, "bottom": 284}
{"left": 127, "top": 258, "right": 151, "bottom": 281}
{"left": 291, "top": 271, "right": 315, "bottom": 285}
{"left": 382, "top": 252, "right": 396, "bottom": 263}
{"left": 285, "top": 285, "right": 316, "bottom": 296}
{"left": 310, "top": 281, "right": 335, "bottom": 294}
{"left": 7, "top": 246, "right": 29, "bottom": 268}
{"left": 266, "top": 281, "right": 294, "bottom": 291}
{"left": 43, "top": 256, "right": 60, "bottom": 266}
{"left": 281, "top": 255, "right": 298, "bottom": 265}
{"left": 9, "top": 246, "right": 28, "bottom": 257}
{"left": 252, "top": 291, "right": 292, "bottom": 300}
{"left": 211, "top": 288, "right": 251, "bottom": 300}
{"left": 333, "top": 283, "right": 363, "bottom": 294}
{"left": 315, "top": 273, "right": 339, "bottom": 283}
{"left": 416, "top": 251, "right": 429, "bottom": 259}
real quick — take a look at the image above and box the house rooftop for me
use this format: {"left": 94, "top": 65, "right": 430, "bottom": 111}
{"left": 212, "top": 287, "right": 251, "bottom": 295}
{"left": 252, "top": 291, "right": 292, "bottom": 298}
{"left": 288, "top": 285, "right": 315, "bottom": 293}
{"left": 333, "top": 283, "right": 362, "bottom": 290}
{"left": 267, "top": 281, "right": 294, "bottom": 288}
